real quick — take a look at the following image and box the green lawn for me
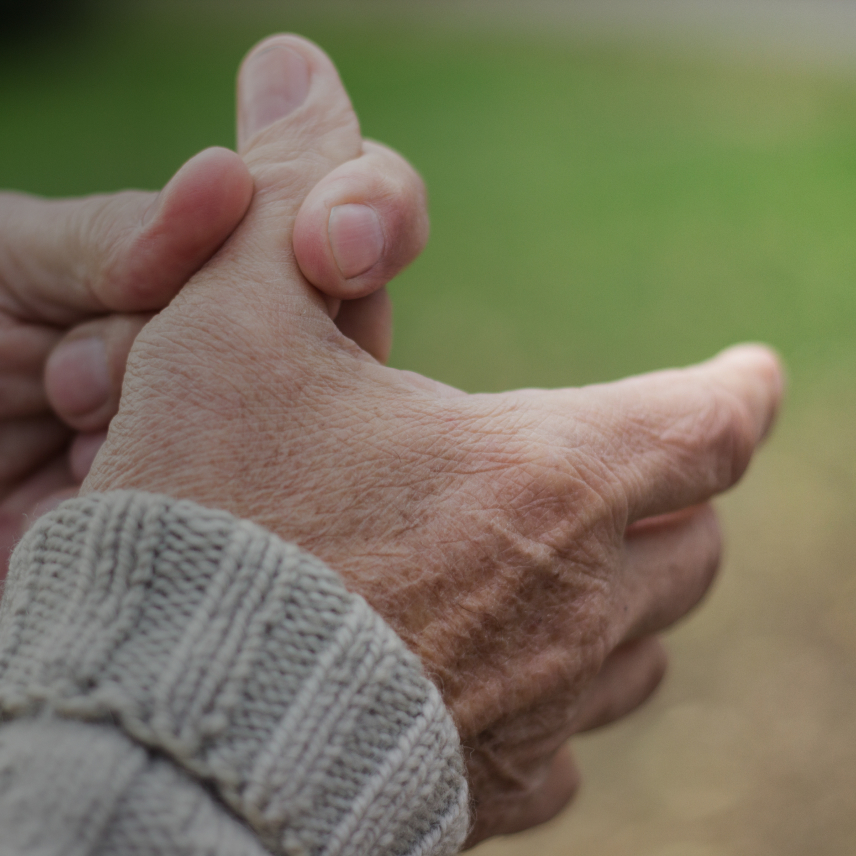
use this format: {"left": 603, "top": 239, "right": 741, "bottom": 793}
{"left": 3, "top": 5, "right": 856, "bottom": 397}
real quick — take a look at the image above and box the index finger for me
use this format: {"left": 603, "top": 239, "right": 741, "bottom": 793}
{"left": 0, "top": 147, "right": 252, "bottom": 326}
{"left": 572, "top": 344, "right": 784, "bottom": 523}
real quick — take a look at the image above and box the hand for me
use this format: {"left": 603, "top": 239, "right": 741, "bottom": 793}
{"left": 0, "top": 145, "right": 252, "bottom": 568}
{"left": 0, "top": 83, "right": 429, "bottom": 577}
{"left": 84, "top": 35, "right": 784, "bottom": 844}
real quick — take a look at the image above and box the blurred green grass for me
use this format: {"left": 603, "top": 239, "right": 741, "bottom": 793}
{"left": 3, "top": 5, "right": 856, "bottom": 394}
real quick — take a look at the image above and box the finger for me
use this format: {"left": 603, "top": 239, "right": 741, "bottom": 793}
{"left": 572, "top": 637, "right": 668, "bottom": 734}
{"left": 69, "top": 431, "right": 108, "bottom": 482}
{"left": 45, "top": 314, "right": 151, "bottom": 432}
{"left": 465, "top": 745, "right": 579, "bottom": 845}
{"left": 293, "top": 140, "right": 429, "bottom": 300}
{"left": 334, "top": 288, "right": 393, "bottom": 362}
{"left": 229, "top": 35, "right": 362, "bottom": 314}
{"left": 0, "top": 147, "right": 253, "bottom": 325}
{"left": 570, "top": 344, "right": 784, "bottom": 522}
{"left": 237, "top": 34, "right": 359, "bottom": 157}
{"left": 618, "top": 503, "right": 721, "bottom": 640}
{"left": 0, "top": 314, "right": 61, "bottom": 419}
{"left": 0, "top": 417, "right": 70, "bottom": 492}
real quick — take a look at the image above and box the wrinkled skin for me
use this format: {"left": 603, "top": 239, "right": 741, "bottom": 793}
{"left": 0, "top": 73, "right": 428, "bottom": 571}
{"left": 83, "top": 36, "right": 784, "bottom": 844}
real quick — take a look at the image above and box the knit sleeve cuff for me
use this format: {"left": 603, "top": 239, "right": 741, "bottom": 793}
{"left": 0, "top": 491, "right": 469, "bottom": 856}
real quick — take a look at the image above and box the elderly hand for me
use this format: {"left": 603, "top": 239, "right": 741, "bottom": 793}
{"left": 0, "top": 73, "right": 429, "bottom": 574}
{"left": 84, "top": 35, "right": 784, "bottom": 844}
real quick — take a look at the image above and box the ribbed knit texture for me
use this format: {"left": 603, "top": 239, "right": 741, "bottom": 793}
{"left": 0, "top": 492, "right": 469, "bottom": 856}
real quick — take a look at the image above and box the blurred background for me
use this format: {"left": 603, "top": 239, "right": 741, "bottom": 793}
{"left": 3, "top": 1, "right": 856, "bottom": 853}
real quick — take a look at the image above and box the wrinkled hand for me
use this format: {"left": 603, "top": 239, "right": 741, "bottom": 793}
{"left": 84, "top": 35, "right": 784, "bottom": 844}
{"left": 0, "top": 146, "right": 252, "bottom": 565}
{"left": 0, "top": 74, "right": 429, "bottom": 575}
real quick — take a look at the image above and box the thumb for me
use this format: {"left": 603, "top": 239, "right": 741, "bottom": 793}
{"left": 237, "top": 35, "right": 362, "bottom": 181}
{"left": 181, "top": 36, "right": 363, "bottom": 325}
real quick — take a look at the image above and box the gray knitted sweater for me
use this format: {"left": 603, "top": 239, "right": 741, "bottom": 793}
{"left": 0, "top": 492, "right": 469, "bottom": 856}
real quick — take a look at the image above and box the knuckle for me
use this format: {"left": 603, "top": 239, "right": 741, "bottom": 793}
{"left": 250, "top": 153, "right": 322, "bottom": 202}
{"left": 706, "top": 385, "right": 758, "bottom": 485}
{"left": 376, "top": 175, "right": 427, "bottom": 242}
{"left": 502, "top": 436, "right": 626, "bottom": 558}
{"left": 365, "top": 157, "right": 428, "bottom": 250}
{"left": 426, "top": 410, "right": 624, "bottom": 692}
{"left": 670, "top": 382, "right": 759, "bottom": 492}
{"left": 79, "top": 192, "right": 143, "bottom": 303}
{"left": 390, "top": 157, "right": 428, "bottom": 209}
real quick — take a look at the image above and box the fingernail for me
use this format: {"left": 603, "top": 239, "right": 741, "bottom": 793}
{"left": 47, "top": 337, "right": 111, "bottom": 416}
{"left": 329, "top": 204, "right": 384, "bottom": 280}
{"left": 241, "top": 45, "right": 310, "bottom": 140}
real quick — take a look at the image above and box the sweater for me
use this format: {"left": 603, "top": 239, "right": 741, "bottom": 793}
{"left": 0, "top": 491, "right": 469, "bottom": 856}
